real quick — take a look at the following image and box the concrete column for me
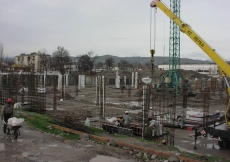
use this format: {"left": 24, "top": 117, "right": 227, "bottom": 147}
{"left": 135, "top": 72, "right": 138, "bottom": 89}
{"left": 116, "top": 76, "right": 120, "bottom": 89}
{"left": 65, "top": 74, "right": 69, "bottom": 86}
{"left": 58, "top": 73, "right": 62, "bottom": 90}
{"left": 78, "top": 75, "right": 81, "bottom": 90}
{"left": 124, "top": 76, "right": 126, "bottom": 87}
{"left": 131, "top": 72, "right": 134, "bottom": 86}
{"left": 115, "top": 71, "right": 120, "bottom": 89}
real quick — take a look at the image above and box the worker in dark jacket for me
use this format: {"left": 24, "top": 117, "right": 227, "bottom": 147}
{"left": 1, "top": 98, "right": 14, "bottom": 134}
{"left": 122, "top": 111, "right": 132, "bottom": 128}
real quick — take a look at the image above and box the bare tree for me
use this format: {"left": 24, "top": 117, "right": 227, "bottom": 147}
{"left": 3, "top": 55, "right": 14, "bottom": 71}
{"left": 52, "top": 46, "right": 72, "bottom": 99}
{"left": 0, "top": 43, "right": 4, "bottom": 72}
{"left": 87, "top": 50, "right": 94, "bottom": 58}
{"left": 52, "top": 46, "right": 72, "bottom": 75}
{"left": 105, "top": 57, "right": 115, "bottom": 69}
{"left": 38, "top": 49, "right": 50, "bottom": 74}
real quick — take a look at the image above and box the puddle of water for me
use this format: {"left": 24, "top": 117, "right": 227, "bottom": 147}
{"left": 106, "top": 98, "right": 142, "bottom": 107}
{"left": 13, "top": 138, "right": 31, "bottom": 143}
{"left": 40, "top": 146, "right": 47, "bottom": 150}
{"left": 12, "top": 152, "right": 29, "bottom": 158}
{"left": 128, "top": 109, "right": 142, "bottom": 114}
{"left": 175, "top": 145, "right": 195, "bottom": 154}
{"left": 17, "top": 139, "right": 23, "bottom": 142}
{"left": 203, "top": 144, "right": 220, "bottom": 150}
{"left": 106, "top": 102, "right": 121, "bottom": 105}
{"left": 0, "top": 143, "right": 5, "bottom": 151}
{"left": 64, "top": 139, "right": 73, "bottom": 143}
{"left": 89, "top": 117, "right": 100, "bottom": 121}
{"left": 191, "top": 141, "right": 201, "bottom": 145}
{"left": 22, "top": 152, "right": 29, "bottom": 157}
{"left": 47, "top": 144, "right": 58, "bottom": 147}
{"left": 89, "top": 155, "right": 132, "bottom": 162}
{"left": 129, "top": 101, "right": 141, "bottom": 107}
{"left": 46, "top": 108, "right": 64, "bottom": 110}
{"left": 186, "top": 110, "right": 203, "bottom": 116}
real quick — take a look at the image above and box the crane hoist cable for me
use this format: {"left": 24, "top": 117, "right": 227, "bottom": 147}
{"left": 150, "top": 6, "right": 157, "bottom": 51}
{"left": 150, "top": 5, "right": 157, "bottom": 72}
{"left": 163, "top": 7, "right": 165, "bottom": 60}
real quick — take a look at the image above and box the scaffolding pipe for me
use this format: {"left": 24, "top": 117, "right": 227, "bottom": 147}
{"left": 142, "top": 85, "right": 146, "bottom": 140}
{"left": 102, "top": 76, "right": 105, "bottom": 118}
{"left": 96, "top": 76, "right": 98, "bottom": 106}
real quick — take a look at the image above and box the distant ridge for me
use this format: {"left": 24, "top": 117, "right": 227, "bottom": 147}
{"left": 93, "top": 55, "right": 213, "bottom": 65}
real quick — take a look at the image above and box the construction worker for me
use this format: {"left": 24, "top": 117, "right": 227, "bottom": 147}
{"left": 122, "top": 111, "right": 132, "bottom": 128}
{"left": 1, "top": 98, "right": 14, "bottom": 134}
{"left": 148, "top": 107, "right": 153, "bottom": 122}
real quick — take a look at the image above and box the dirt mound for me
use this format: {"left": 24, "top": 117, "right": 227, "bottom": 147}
{"left": 46, "top": 109, "right": 92, "bottom": 121}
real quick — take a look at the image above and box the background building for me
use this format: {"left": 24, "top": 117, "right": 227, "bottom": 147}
{"left": 158, "top": 64, "right": 219, "bottom": 76}
{"left": 15, "top": 52, "right": 51, "bottom": 72}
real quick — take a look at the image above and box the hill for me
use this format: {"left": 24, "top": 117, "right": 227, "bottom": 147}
{"left": 93, "top": 55, "right": 213, "bottom": 65}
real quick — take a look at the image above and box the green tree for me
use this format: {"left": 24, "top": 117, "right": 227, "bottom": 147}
{"left": 77, "top": 50, "right": 97, "bottom": 72}
{"left": 118, "top": 59, "right": 131, "bottom": 71}
{"left": 96, "top": 62, "right": 104, "bottom": 68}
{"left": 105, "top": 57, "right": 115, "bottom": 69}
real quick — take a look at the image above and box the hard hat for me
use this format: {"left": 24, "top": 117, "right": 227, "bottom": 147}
{"left": 125, "top": 111, "right": 128, "bottom": 114}
{"left": 7, "top": 98, "right": 13, "bottom": 103}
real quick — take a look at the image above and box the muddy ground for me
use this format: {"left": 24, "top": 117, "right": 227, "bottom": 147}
{"left": 1, "top": 69, "right": 230, "bottom": 161}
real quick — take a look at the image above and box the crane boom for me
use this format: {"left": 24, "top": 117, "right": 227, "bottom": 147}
{"left": 150, "top": 0, "right": 230, "bottom": 126}
{"left": 151, "top": 0, "right": 230, "bottom": 76}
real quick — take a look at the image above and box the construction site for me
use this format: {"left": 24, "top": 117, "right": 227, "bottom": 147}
{"left": 0, "top": 67, "right": 229, "bottom": 161}
{"left": 1, "top": 0, "right": 230, "bottom": 161}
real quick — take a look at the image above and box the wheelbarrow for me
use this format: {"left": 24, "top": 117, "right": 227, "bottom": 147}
{"left": 4, "top": 121, "right": 22, "bottom": 139}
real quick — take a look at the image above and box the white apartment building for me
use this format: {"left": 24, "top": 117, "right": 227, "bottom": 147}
{"left": 158, "top": 64, "right": 219, "bottom": 75}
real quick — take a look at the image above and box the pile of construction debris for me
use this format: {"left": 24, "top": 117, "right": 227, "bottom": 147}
{"left": 46, "top": 110, "right": 94, "bottom": 134}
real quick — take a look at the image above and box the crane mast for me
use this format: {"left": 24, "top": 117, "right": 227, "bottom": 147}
{"left": 158, "top": 0, "right": 183, "bottom": 94}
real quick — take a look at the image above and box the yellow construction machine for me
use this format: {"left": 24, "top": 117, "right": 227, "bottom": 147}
{"left": 150, "top": 0, "right": 230, "bottom": 148}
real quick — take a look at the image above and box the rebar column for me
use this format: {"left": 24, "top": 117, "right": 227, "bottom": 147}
{"left": 53, "top": 76, "right": 58, "bottom": 110}
{"left": 182, "top": 79, "right": 188, "bottom": 119}
{"left": 202, "top": 87, "right": 209, "bottom": 129}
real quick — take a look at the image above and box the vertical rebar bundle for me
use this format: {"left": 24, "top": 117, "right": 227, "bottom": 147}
{"left": 150, "top": 84, "right": 176, "bottom": 146}
{"left": 53, "top": 75, "right": 58, "bottom": 110}
{"left": 202, "top": 87, "right": 209, "bottom": 129}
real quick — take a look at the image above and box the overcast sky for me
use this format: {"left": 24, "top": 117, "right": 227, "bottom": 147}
{"left": 1, "top": 0, "right": 230, "bottom": 61}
